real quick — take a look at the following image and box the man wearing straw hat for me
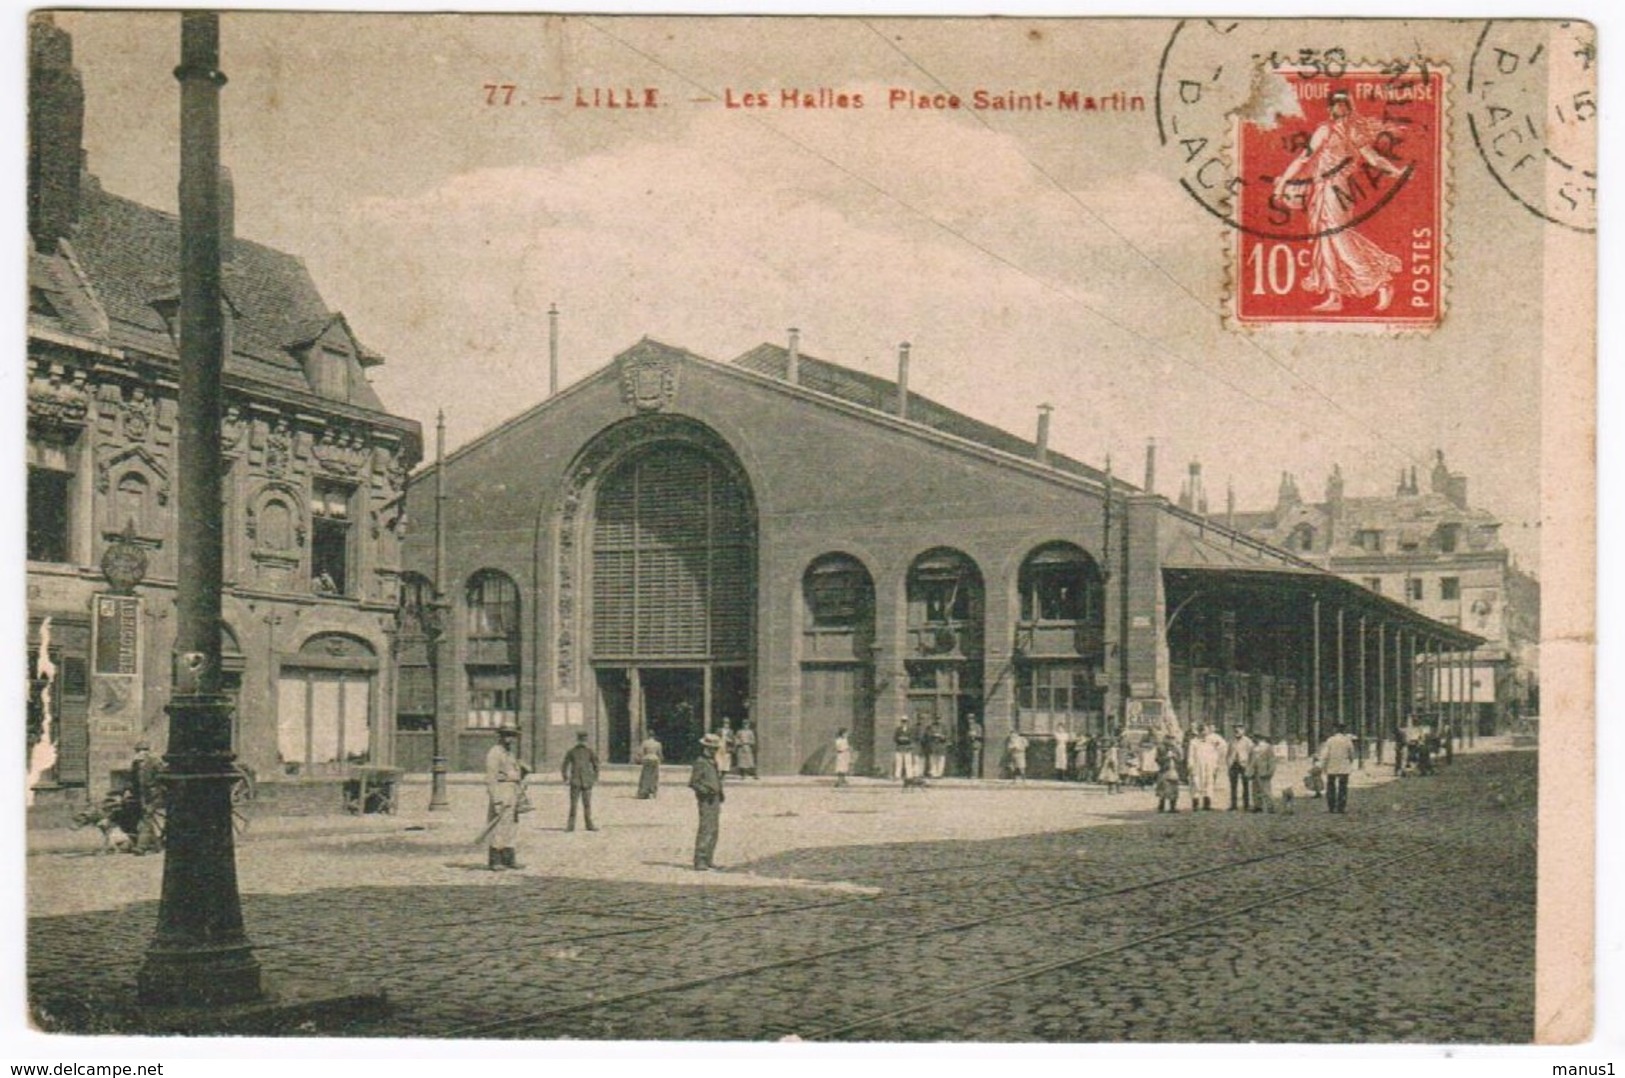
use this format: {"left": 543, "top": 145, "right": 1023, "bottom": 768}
{"left": 689, "top": 732, "right": 726, "bottom": 871}
{"left": 483, "top": 725, "right": 530, "bottom": 870}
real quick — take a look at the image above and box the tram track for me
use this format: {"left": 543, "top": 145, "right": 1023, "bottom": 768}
{"left": 241, "top": 813, "right": 1344, "bottom": 952}
{"left": 432, "top": 805, "right": 1447, "bottom": 1038}
{"left": 800, "top": 816, "right": 1499, "bottom": 1041}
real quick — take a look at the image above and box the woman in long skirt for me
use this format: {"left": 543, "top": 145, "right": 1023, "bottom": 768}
{"left": 636, "top": 731, "right": 663, "bottom": 799}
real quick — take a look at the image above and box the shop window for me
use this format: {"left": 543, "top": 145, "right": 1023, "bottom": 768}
{"left": 1440, "top": 577, "right": 1461, "bottom": 601}
{"left": 276, "top": 669, "right": 371, "bottom": 775}
{"left": 27, "top": 466, "right": 71, "bottom": 563}
{"left": 1015, "top": 663, "right": 1091, "bottom": 735}
{"left": 310, "top": 480, "right": 353, "bottom": 595}
{"left": 466, "top": 667, "right": 518, "bottom": 729}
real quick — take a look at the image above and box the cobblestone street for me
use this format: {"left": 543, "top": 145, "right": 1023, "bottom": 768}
{"left": 27, "top": 747, "right": 1535, "bottom": 1042}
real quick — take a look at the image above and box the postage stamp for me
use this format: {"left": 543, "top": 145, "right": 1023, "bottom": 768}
{"left": 1229, "top": 64, "right": 1447, "bottom": 330}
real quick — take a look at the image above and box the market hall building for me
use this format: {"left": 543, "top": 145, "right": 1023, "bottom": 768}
{"left": 399, "top": 337, "right": 1481, "bottom": 779}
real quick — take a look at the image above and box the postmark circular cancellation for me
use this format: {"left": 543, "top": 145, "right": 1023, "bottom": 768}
{"left": 1156, "top": 20, "right": 1447, "bottom": 331}
{"left": 1466, "top": 20, "right": 1596, "bottom": 234}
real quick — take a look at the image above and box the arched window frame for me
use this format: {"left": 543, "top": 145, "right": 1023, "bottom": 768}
{"left": 464, "top": 569, "right": 520, "bottom": 730}
{"left": 1017, "top": 543, "right": 1102, "bottom": 625}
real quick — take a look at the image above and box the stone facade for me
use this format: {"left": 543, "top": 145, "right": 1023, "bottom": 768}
{"left": 401, "top": 338, "right": 1464, "bottom": 777}
{"left": 26, "top": 16, "right": 421, "bottom": 800}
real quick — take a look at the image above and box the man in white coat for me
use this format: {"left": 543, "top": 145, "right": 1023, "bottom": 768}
{"left": 1318, "top": 723, "right": 1358, "bottom": 814}
{"left": 1185, "top": 723, "right": 1226, "bottom": 811}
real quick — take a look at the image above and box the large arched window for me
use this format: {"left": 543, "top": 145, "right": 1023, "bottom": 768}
{"left": 465, "top": 569, "right": 520, "bottom": 730}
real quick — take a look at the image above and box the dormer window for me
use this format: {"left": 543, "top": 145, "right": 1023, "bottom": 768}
{"left": 1354, "top": 529, "right": 1383, "bottom": 552}
{"left": 1436, "top": 524, "right": 1460, "bottom": 554}
{"left": 311, "top": 345, "right": 351, "bottom": 401}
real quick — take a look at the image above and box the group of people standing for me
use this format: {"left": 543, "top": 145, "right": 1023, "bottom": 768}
{"left": 484, "top": 721, "right": 747, "bottom": 874}
{"left": 889, "top": 713, "right": 959, "bottom": 786}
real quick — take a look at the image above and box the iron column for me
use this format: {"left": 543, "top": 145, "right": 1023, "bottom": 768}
{"left": 137, "top": 11, "right": 262, "bottom": 1008}
{"left": 428, "top": 409, "right": 450, "bottom": 810}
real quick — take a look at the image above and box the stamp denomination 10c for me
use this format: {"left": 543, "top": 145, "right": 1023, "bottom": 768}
{"left": 1231, "top": 65, "right": 1446, "bottom": 330}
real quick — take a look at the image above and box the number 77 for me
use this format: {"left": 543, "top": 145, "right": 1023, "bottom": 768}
{"left": 484, "top": 83, "right": 517, "bottom": 105}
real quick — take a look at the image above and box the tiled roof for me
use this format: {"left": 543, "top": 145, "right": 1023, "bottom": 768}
{"left": 28, "top": 247, "right": 103, "bottom": 339}
{"left": 41, "top": 179, "right": 390, "bottom": 413}
{"left": 732, "top": 343, "right": 1128, "bottom": 488}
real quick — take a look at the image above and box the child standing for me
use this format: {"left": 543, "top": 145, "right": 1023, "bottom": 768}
{"left": 1154, "top": 736, "right": 1182, "bottom": 812}
{"left": 1097, "top": 742, "right": 1121, "bottom": 793}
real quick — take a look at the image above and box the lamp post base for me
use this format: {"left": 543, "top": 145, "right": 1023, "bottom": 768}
{"left": 135, "top": 693, "right": 262, "bottom": 1008}
{"left": 428, "top": 755, "right": 450, "bottom": 811}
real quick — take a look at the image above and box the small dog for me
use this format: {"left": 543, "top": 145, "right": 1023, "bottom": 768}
{"left": 1279, "top": 787, "right": 1296, "bottom": 815}
{"left": 70, "top": 793, "right": 139, "bottom": 854}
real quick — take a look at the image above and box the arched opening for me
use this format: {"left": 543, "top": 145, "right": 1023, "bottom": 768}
{"left": 905, "top": 547, "right": 985, "bottom": 777}
{"left": 1014, "top": 542, "right": 1107, "bottom": 773}
{"left": 588, "top": 438, "right": 755, "bottom": 765}
{"left": 800, "top": 553, "right": 876, "bottom": 774}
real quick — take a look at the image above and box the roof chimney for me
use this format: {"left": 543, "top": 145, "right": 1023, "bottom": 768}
{"left": 218, "top": 165, "right": 235, "bottom": 262}
{"left": 1143, "top": 438, "right": 1157, "bottom": 496}
{"left": 28, "top": 15, "right": 85, "bottom": 252}
{"left": 1187, "top": 460, "right": 1206, "bottom": 515}
{"left": 896, "top": 341, "right": 911, "bottom": 420}
{"left": 1035, "top": 404, "right": 1052, "bottom": 463}
{"left": 1226, "top": 481, "right": 1236, "bottom": 531}
{"left": 787, "top": 327, "right": 800, "bottom": 386}
{"left": 548, "top": 303, "right": 559, "bottom": 396}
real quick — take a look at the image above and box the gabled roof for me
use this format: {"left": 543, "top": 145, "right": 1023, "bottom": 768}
{"left": 732, "top": 343, "right": 1130, "bottom": 490}
{"left": 58, "top": 181, "right": 385, "bottom": 389}
{"left": 29, "top": 246, "right": 107, "bottom": 340}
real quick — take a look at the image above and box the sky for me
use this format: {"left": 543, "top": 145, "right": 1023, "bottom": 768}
{"left": 53, "top": 12, "right": 1552, "bottom": 571}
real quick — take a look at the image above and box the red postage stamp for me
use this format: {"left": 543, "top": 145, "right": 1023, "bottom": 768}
{"left": 1231, "top": 65, "right": 1446, "bottom": 330}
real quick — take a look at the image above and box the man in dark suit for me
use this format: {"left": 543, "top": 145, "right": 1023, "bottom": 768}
{"left": 689, "top": 732, "right": 725, "bottom": 870}
{"left": 561, "top": 730, "right": 600, "bottom": 832}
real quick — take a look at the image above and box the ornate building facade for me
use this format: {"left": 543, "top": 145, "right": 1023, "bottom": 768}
{"left": 26, "top": 17, "right": 421, "bottom": 800}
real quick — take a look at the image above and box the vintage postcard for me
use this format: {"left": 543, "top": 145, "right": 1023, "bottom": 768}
{"left": 18, "top": 9, "right": 1597, "bottom": 1055}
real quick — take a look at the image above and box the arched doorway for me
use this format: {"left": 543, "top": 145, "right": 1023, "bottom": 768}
{"left": 588, "top": 437, "right": 755, "bottom": 765}
{"left": 800, "top": 553, "right": 877, "bottom": 774}
{"left": 905, "top": 547, "right": 985, "bottom": 776}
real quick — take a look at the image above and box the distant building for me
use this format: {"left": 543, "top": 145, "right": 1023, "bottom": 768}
{"left": 26, "top": 17, "right": 421, "bottom": 801}
{"left": 1231, "top": 452, "right": 1538, "bottom": 731}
